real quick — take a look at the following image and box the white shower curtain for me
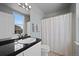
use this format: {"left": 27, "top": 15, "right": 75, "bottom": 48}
{"left": 41, "top": 13, "right": 72, "bottom": 56}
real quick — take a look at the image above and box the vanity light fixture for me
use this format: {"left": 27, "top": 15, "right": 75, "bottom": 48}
{"left": 17, "top": 3, "right": 31, "bottom": 11}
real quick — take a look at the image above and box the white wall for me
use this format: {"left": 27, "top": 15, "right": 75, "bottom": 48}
{"left": 70, "top": 3, "right": 76, "bottom": 56}
{"left": 0, "top": 12, "right": 14, "bottom": 40}
{"left": 76, "top": 4, "right": 79, "bottom": 42}
{"left": 70, "top": 3, "right": 79, "bottom": 56}
{"left": 0, "top": 4, "right": 15, "bottom": 40}
{"left": 43, "top": 7, "right": 70, "bottom": 19}
{"left": 30, "top": 4, "right": 44, "bottom": 38}
{"left": 75, "top": 3, "right": 79, "bottom": 56}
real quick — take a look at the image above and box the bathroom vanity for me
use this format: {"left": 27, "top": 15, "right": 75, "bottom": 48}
{"left": 0, "top": 36, "right": 41, "bottom": 56}
{"left": 16, "top": 42, "right": 41, "bottom": 56}
{"left": 8, "top": 37, "right": 41, "bottom": 56}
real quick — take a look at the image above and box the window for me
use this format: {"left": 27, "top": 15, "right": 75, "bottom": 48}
{"left": 13, "top": 12, "right": 24, "bottom": 34}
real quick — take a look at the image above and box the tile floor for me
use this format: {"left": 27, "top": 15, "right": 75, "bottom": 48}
{"left": 48, "top": 51, "right": 64, "bottom": 56}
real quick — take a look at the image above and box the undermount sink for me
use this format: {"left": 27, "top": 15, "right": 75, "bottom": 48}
{"left": 18, "top": 38, "right": 36, "bottom": 44}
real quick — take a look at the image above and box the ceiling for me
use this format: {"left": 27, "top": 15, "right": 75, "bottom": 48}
{"left": 4, "top": 3, "right": 29, "bottom": 15}
{"left": 33, "top": 3, "right": 71, "bottom": 14}
{"left": 4, "top": 3, "right": 71, "bottom": 15}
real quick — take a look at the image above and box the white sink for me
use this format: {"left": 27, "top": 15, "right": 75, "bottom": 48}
{"left": 18, "top": 38, "right": 36, "bottom": 44}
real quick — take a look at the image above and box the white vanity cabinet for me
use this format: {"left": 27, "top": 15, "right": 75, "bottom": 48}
{"left": 16, "top": 42, "right": 41, "bottom": 56}
{"left": 24, "top": 42, "right": 41, "bottom": 56}
{"left": 16, "top": 52, "right": 24, "bottom": 56}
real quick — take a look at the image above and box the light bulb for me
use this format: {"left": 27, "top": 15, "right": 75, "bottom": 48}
{"left": 25, "top": 3, "right": 28, "bottom": 6}
{"left": 17, "top": 3, "right": 21, "bottom": 6}
{"left": 22, "top": 6, "right": 25, "bottom": 8}
{"left": 29, "top": 6, "right": 32, "bottom": 9}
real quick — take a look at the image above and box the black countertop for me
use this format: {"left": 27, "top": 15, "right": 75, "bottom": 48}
{"left": 7, "top": 38, "right": 41, "bottom": 56}
{"left": 0, "top": 36, "right": 41, "bottom": 56}
{"left": 0, "top": 36, "right": 31, "bottom": 46}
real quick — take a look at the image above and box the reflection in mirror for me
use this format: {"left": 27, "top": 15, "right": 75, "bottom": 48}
{"left": 13, "top": 12, "right": 24, "bottom": 34}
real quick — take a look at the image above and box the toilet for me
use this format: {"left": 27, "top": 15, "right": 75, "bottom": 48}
{"left": 41, "top": 44, "right": 50, "bottom": 56}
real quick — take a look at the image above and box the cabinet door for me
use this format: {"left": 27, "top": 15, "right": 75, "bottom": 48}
{"left": 24, "top": 42, "right": 41, "bottom": 56}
